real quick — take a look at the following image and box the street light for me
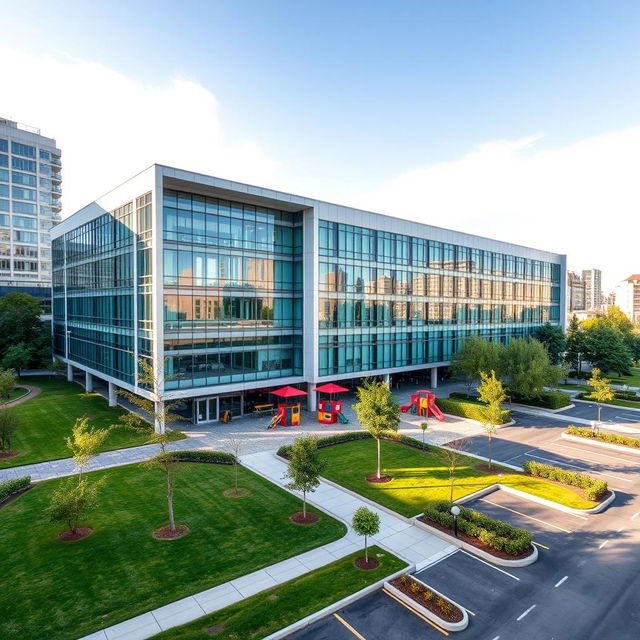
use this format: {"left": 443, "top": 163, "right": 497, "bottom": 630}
{"left": 450, "top": 505, "right": 460, "bottom": 538}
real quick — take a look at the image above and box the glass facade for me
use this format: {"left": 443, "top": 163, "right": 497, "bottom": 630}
{"left": 162, "top": 189, "right": 304, "bottom": 390}
{"left": 318, "top": 220, "right": 562, "bottom": 377}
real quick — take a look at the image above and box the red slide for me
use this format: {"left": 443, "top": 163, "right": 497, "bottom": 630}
{"left": 428, "top": 398, "right": 445, "bottom": 421}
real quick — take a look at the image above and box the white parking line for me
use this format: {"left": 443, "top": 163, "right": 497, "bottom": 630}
{"left": 554, "top": 576, "right": 568, "bottom": 588}
{"left": 548, "top": 442, "right": 640, "bottom": 466}
{"left": 631, "top": 512, "right": 639, "bottom": 520}
{"left": 516, "top": 604, "right": 537, "bottom": 621}
{"left": 460, "top": 549, "right": 520, "bottom": 581}
{"left": 480, "top": 498, "right": 575, "bottom": 531}
{"left": 491, "top": 636, "right": 500, "bottom": 640}
{"left": 618, "top": 527, "right": 624, "bottom": 532}
{"left": 524, "top": 453, "right": 633, "bottom": 483}
{"left": 598, "top": 540, "right": 609, "bottom": 549}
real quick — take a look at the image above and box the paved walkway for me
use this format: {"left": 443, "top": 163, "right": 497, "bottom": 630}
{"left": 2, "top": 384, "right": 41, "bottom": 408}
{"left": 79, "top": 451, "right": 454, "bottom": 640}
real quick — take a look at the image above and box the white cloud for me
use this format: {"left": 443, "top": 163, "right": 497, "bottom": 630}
{"left": 0, "top": 47, "right": 278, "bottom": 214}
{"left": 354, "top": 129, "right": 640, "bottom": 290}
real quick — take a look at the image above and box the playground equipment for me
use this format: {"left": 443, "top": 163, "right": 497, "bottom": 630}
{"left": 315, "top": 382, "right": 350, "bottom": 425}
{"left": 400, "top": 389, "right": 445, "bottom": 421}
{"left": 267, "top": 386, "right": 307, "bottom": 429}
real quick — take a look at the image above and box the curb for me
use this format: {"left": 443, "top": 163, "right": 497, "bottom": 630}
{"left": 572, "top": 398, "right": 640, "bottom": 413}
{"left": 262, "top": 564, "right": 412, "bottom": 640}
{"left": 561, "top": 432, "right": 640, "bottom": 457}
{"left": 384, "top": 580, "right": 469, "bottom": 632}
{"left": 507, "top": 402, "right": 575, "bottom": 414}
{"left": 411, "top": 514, "right": 538, "bottom": 567}
{"left": 438, "top": 412, "right": 516, "bottom": 429}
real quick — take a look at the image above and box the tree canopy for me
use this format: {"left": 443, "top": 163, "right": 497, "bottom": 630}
{"left": 535, "top": 322, "right": 567, "bottom": 365}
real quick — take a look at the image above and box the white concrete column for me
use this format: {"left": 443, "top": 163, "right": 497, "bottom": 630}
{"left": 155, "top": 400, "right": 165, "bottom": 434}
{"left": 308, "top": 383, "right": 317, "bottom": 412}
{"left": 383, "top": 373, "right": 391, "bottom": 387}
{"left": 108, "top": 382, "right": 117, "bottom": 407}
{"left": 430, "top": 367, "right": 438, "bottom": 389}
{"left": 85, "top": 371, "right": 93, "bottom": 393}
{"left": 66, "top": 363, "right": 73, "bottom": 382}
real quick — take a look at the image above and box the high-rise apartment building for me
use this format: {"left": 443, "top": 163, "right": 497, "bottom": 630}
{"left": 615, "top": 275, "right": 640, "bottom": 324}
{"left": 582, "top": 268, "right": 602, "bottom": 311}
{"left": 0, "top": 118, "right": 61, "bottom": 313}
{"left": 51, "top": 165, "right": 566, "bottom": 427}
{"left": 567, "top": 271, "right": 586, "bottom": 312}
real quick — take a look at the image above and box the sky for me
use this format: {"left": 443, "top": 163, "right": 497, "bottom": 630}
{"left": 1, "top": 0, "right": 639, "bottom": 289}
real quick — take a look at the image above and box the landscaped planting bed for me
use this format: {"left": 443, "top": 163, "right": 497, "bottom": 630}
{"left": 0, "top": 475, "right": 31, "bottom": 505}
{"left": 435, "top": 395, "right": 511, "bottom": 424}
{"left": 389, "top": 573, "right": 463, "bottom": 623}
{"left": 576, "top": 392, "right": 640, "bottom": 408}
{"left": 151, "top": 547, "right": 407, "bottom": 640}
{"left": 566, "top": 425, "right": 640, "bottom": 449}
{"left": 420, "top": 501, "right": 533, "bottom": 558}
{"left": 522, "top": 460, "right": 608, "bottom": 501}
{"left": 0, "top": 462, "right": 346, "bottom": 640}
{"left": 314, "top": 438, "right": 598, "bottom": 517}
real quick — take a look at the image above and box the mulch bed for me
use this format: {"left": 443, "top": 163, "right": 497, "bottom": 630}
{"left": 223, "top": 487, "right": 250, "bottom": 498}
{"left": 0, "top": 451, "right": 18, "bottom": 460}
{"left": 153, "top": 524, "right": 189, "bottom": 540}
{"left": 354, "top": 556, "right": 380, "bottom": 570}
{"left": 290, "top": 511, "right": 319, "bottom": 525}
{"left": 366, "top": 473, "right": 393, "bottom": 483}
{"left": 418, "top": 515, "right": 534, "bottom": 560}
{"left": 59, "top": 527, "right": 94, "bottom": 542}
{"left": 0, "top": 484, "right": 34, "bottom": 509}
{"left": 390, "top": 576, "right": 463, "bottom": 622}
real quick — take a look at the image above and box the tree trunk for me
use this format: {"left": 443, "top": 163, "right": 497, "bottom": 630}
{"left": 364, "top": 534, "right": 368, "bottom": 562}
{"left": 167, "top": 469, "right": 176, "bottom": 531}
{"left": 303, "top": 491, "right": 307, "bottom": 518}
{"left": 376, "top": 438, "right": 381, "bottom": 479}
{"left": 450, "top": 476, "right": 454, "bottom": 504}
{"left": 235, "top": 462, "right": 239, "bottom": 493}
{"left": 488, "top": 435, "right": 493, "bottom": 470}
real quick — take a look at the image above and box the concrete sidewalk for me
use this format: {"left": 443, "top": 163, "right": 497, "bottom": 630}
{"left": 78, "top": 451, "right": 454, "bottom": 640}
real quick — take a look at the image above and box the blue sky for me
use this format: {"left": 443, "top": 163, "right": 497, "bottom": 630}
{"left": 3, "top": 1, "right": 640, "bottom": 286}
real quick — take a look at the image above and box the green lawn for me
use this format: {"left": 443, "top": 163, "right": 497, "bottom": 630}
{"left": 152, "top": 546, "right": 406, "bottom": 640}
{"left": 0, "top": 462, "right": 346, "bottom": 640}
{"left": 608, "top": 368, "right": 640, "bottom": 387}
{"left": 318, "top": 439, "right": 597, "bottom": 517}
{"left": 558, "top": 383, "right": 589, "bottom": 391}
{"left": 1, "top": 377, "right": 159, "bottom": 468}
{"left": 577, "top": 394, "right": 640, "bottom": 409}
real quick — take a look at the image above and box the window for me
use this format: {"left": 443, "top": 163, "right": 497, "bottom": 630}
{"left": 0, "top": 139, "right": 7, "bottom": 152}
{"left": 14, "top": 245, "right": 38, "bottom": 258}
{"left": 0, "top": 169, "right": 8, "bottom": 182}
{"left": 13, "top": 202, "right": 37, "bottom": 215}
{"left": 12, "top": 157, "right": 36, "bottom": 172}
{"left": 11, "top": 142, "right": 36, "bottom": 158}
{"left": 12, "top": 186, "right": 37, "bottom": 201}
{"left": 0, "top": 154, "right": 7, "bottom": 167}
{"left": 13, "top": 230, "right": 38, "bottom": 243}
{"left": 0, "top": 185, "right": 7, "bottom": 197}
{"left": 0, "top": 200, "right": 8, "bottom": 212}
{"left": 12, "top": 172, "right": 37, "bottom": 187}
{"left": 0, "top": 214, "right": 8, "bottom": 226}
{"left": 39, "top": 149, "right": 51, "bottom": 160}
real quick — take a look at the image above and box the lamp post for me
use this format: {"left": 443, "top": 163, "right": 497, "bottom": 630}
{"left": 451, "top": 505, "right": 460, "bottom": 538}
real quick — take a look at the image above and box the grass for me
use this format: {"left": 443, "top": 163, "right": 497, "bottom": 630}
{"left": 317, "top": 439, "right": 598, "bottom": 517}
{"left": 0, "top": 462, "right": 346, "bottom": 640}
{"left": 151, "top": 546, "right": 406, "bottom": 640}
{"left": 0, "top": 387, "right": 30, "bottom": 404}
{"left": 0, "top": 376, "right": 167, "bottom": 468}
{"left": 576, "top": 393, "right": 640, "bottom": 409}
{"left": 608, "top": 368, "right": 640, "bottom": 387}
{"left": 558, "top": 383, "right": 589, "bottom": 391}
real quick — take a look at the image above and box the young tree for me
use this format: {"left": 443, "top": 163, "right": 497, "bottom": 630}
{"left": 588, "top": 368, "right": 615, "bottom": 426}
{"left": 225, "top": 436, "right": 245, "bottom": 496}
{"left": 353, "top": 378, "right": 400, "bottom": 479}
{"left": 535, "top": 322, "right": 567, "bottom": 365}
{"left": 451, "top": 336, "right": 503, "bottom": 395}
{"left": 283, "top": 436, "right": 327, "bottom": 519}
{"left": 0, "top": 368, "right": 17, "bottom": 401}
{"left": 565, "top": 314, "right": 584, "bottom": 376}
{"left": 501, "top": 337, "right": 561, "bottom": 398}
{"left": 0, "top": 408, "right": 19, "bottom": 452}
{"left": 143, "top": 451, "right": 182, "bottom": 533}
{"left": 442, "top": 441, "right": 466, "bottom": 504}
{"left": 477, "top": 371, "right": 506, "bottom": 470}
{"left": 420, "top": 421, "right": 429, "bottom": 445}
{"left": 47, "top": 476, "right": 101, "bottom": 536}
{"left": 1, "top": 343, "right": 31, "bottom": 376}
{"left": 582, "top": 324, "right": 632, "bottom": 375}
{"left": 352, "top": 506, "right": 380, "bottom": 563}
{"left": 66, "top": 417, "right": 109, "bottom": 482}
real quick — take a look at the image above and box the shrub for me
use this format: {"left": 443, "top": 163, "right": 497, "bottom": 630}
{"left": 566, "top": 425, "right": 640, "bottom": 449}
{"left": 168, "top": 450, "right": 236, "bottom": 464}
{"left": 613, "top": 390, "right": 640, "bottom": 401}
{"left": 509, "top": 390, "right": 571, "bottom": 409}
{"left": 435, "top": 397, "right": 511, "bottom": 425}
{"left": 522, "top": 460, "right": 607, "bottom": 501}
{"left": 0, "top": 475, "right": 30, "bottom": 502}
{"left": 423, "top": 500, "right": 532, "bottom": 555}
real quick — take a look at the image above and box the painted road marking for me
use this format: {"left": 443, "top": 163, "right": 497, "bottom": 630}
{"left": 631, "top": 512, "right": 639, "bottom": 520}
{"left": 533, "top": 540, "right": 550, "bottom": 550}
{"left": 524, "top": 453, "right": 633, "bottom": 483}
{"left": 491, "top": 636, "right": 500, "bottom": 640}
{"left": 460, "top": 549, "right": 520, "bottom": 581}
{"left": 598, "top": 540, "right": 609, "bottom": 549}
{"left": 554, "top": 576, "right": 568, "bottom": 587}
{"left": 548, "top": 442, "right": 640, "bottom": 466}
{"left": 516, "top": 604, "right": 537, "bottom": 621}
{"left": 504, "top": 448, "right": 536, "bottom": 463}
{"left": 382, "top": 588, "right": 449, "bottom": 636}
{"left": 481, "top": 499, "right": 573, "bottom": 532}
{"left": 333, "top": 613, "right": 366, "bottom": 640}
{"left": 617, "top": 527, "right": 624, "bottom": 532}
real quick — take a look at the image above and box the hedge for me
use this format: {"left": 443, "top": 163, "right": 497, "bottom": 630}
{"left": 522, "top": 460, "right": 607, "bottom": 501}
{"left": 423, "top": 500, "right": 532, "bottom": 556}
{"left": 567, "top": 425, "right": 640, "bottom": 449}
{"left": 509, "top": 390, "right": 571, "bottom": 409}
{"left": 158, "top": 450, "right": 237, "bottom": 464}
{"left": 435, "top": 397, "right": 511, "bottom": 425}
{"left": 276, "top": 431, "right": 433, "bottom": 460}
{"left": 577, "top": 391, "right": 640, "bottom": 404}
{"left": 0, "top": 476, "right": 31, "bottom": 503}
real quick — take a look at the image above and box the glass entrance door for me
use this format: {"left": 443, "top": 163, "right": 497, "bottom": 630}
{"left": 196, "top": 397, "right": 219, "bottom": 423}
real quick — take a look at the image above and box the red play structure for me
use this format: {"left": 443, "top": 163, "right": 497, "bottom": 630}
{"left": 315, "top": 383, "right": 350, "bottom": 424}
{"left": 268, "top": 386, "right": 307, "bottom": 429}
{"left": 400, "top": 389, "right": 445, "bottom": 421}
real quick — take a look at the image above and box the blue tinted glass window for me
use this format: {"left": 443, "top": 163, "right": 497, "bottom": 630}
{"left": 12, "top": 157, "right": 36, "bottom": 172}
{"left": 11, "top": 142, "right": 36, "bottom": 157}
{"left": 0, "top": 199, "right": 8, "bottom": 212}
{"left": 0, "top": 154, "right": 7, "bottom": 167}
{"left": 0, "top": 139, "right": 7, "bottom": 152}
{"left": 12, "top": 171, "right": 37, "bottom": 187}
{"left": 13, "top": 201, "right": 37, "bottom": 214}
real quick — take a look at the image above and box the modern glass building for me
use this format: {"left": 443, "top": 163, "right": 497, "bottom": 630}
{"left": 0, "top": 117, "right": 61, "bottom": 315}
{"left": 52, "top": 165, "right": 566, "bottom": 427}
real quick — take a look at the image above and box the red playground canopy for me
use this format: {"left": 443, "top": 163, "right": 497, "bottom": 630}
{"left": 271, "top": 386, "right": 308, "bottom": 398}
{"left": 315, "top": 383, "right": 349, "bottom": 394}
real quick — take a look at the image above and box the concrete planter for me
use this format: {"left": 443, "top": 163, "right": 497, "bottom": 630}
{"left": 562, "top": 431, "right": 640, "bottom": 456}
{"left": 383, "top": 580, "right": 469, "bottom": 632}
{"left": 412, "top": 515, "right": 538, "bottom": 567}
